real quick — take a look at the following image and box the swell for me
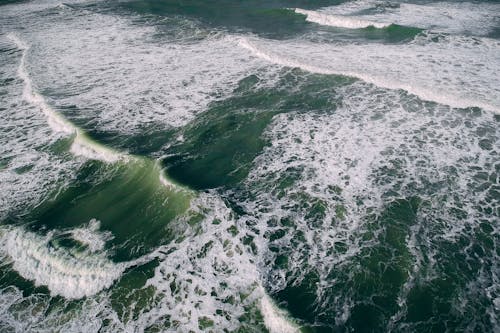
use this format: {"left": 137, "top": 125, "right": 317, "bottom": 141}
{"left": 3, "top": 34, "right": 194, "bottom": 300}
{"left": 238, "top": 37, "right": 500, "bottom": 114}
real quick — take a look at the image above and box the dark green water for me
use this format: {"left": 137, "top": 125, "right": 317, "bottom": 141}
{"left": 0, "top": 0, "right": 498, "bottom": 332}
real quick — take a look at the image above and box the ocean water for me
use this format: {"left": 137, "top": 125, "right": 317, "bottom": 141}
{"left": 0, "top": 0, "right": 498, "bottom": 332}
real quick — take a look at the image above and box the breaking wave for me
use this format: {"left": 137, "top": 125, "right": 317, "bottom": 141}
{"left": 295, "top": 8, "right": 390, "bottom": 29}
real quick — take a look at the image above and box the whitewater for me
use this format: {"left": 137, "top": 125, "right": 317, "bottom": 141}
{"left": 0, "top": 0, "right": 498, "bottom": 332}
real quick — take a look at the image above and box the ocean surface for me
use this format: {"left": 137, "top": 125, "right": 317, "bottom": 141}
{"left": 0, "top": 0, "right": 499, "bottom": 332}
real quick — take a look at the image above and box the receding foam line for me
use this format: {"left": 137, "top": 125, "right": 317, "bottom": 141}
{"left": 7, "top": 33, "right": 126, "bottom": 163}
{"left": 294, "top": 8, "right": 390, "bottom": 29}
{"left": 238, "top": 37, "right": 500, "bottom": 114}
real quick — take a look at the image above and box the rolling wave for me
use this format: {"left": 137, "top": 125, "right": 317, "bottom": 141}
{"left": 7, "top": 34, "right": 126, "bottom": 163}
{"left": 0, "top": 226, "right": 127, "bottom": 299}
{"left": 7, "top": 34, "right": 191, "bottom": 192}
{"left": 295, "top": 8, "right": 390, "bottom": 29}
{"left": 237, "top": 37, "right": 500, "bottom": 114}
{"left": 308, "top": 0, "right": 500, "bottom": 36}
{"left": 1, "top": 0, "right": 498, "bottom": 331}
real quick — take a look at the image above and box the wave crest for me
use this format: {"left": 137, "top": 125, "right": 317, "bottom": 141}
{"left": 295, "top": 8, "right": 390, "bottom": 29}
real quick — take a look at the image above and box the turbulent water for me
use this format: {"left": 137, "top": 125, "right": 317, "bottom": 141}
{"left": 0, "top": 0, "right": 498, "bottom": 332}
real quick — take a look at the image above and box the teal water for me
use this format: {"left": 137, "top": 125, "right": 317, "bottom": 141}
{"left": 0, "top": 0, "right": 499, "bottom": 332}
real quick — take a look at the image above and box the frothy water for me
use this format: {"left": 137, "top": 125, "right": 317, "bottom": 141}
{"left": 238, "top": 35, "right": 500, "bottom": 114}
{"left": 69, "top": 219, "right": 113, "bottom": 253}
{"left": 236, "top": 80, "right": 498, "bottom": 330}
{"left": 1, "top": 0, "right": 498, "bottom": 331}
{"left": 7, "top": 34, "right": 74, "bottom": 134}
{"left": 295, "top": 8, "right": 390, "bottom": 29}
{"left": 10, "top": 4, "right": 264, "bottom": 137}
{"left": 311, "top": 0, "right": 500, "bottom": 36}
{"left": 0, "top": 226, "right": 125, "bottom": 299}
{"left": 7, "top": 33, "right": 127, "bottom": 163}
{"left": 260, "top": 293, "right": 299, "bottom": 333}
{"left": 0, "top": 34, "right": 80, "bottom": 220}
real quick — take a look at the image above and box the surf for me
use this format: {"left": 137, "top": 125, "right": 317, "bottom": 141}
{"left": 237, "top": 37, "right": 500, "bottom": 114}
{"left": 8, "top": 34, "right": 126, "bottom": 162}
{"left": 6, "top": 33, "right": 192, "bottom": 188}
{"left": 294, "top": 8, "right": 390, "bottom": 29}
{"left": 0, "top": 226, "right": 126, "bottom": 299}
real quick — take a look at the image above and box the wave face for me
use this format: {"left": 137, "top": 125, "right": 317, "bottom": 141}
{"left": 0, "top": 0, "right": 498, "bottom": 332}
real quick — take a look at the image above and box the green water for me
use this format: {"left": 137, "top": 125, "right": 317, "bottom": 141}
{"left": 0, "top": 0, "right": 499, "bottom": 332}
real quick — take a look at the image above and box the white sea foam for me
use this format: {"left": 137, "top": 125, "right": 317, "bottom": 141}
{"left": 15, "top": 8, "right": 264, "bottom": 135}
{"left": 1, "top": 0, "right": 497, "bottom": 331}
{"left": 0, "top": 227, "right": 125, "bottom": 299}
{"left": 69, "top": 219, "right": 113, "bottom": 252}
{"left": 7, "top": 33, "right": 129, "bottom": 164}
{"left": 295, "top": 8, "right": 390, "bottom": 29}
{"left": 238, "top": 36, "right": 500, "bottom": 114}
{"left": 0, "top": 194, "right": 301, "bottom": 331}
{"left": 238, "top": 78, "right": 498, "bottom": 329}
{"left": 260, "top": 293, "right": 299, "bottom": 333}
{"left": 0, "top": 35, "right": 81, "bottom": 219}
{"left": 7, "top": 34, "right": 75, "bottom": 135}
{"left": 0, "top": 222, "right": 159, "bottom": 300}
{"left": 141, "top": 194, "right": 261, "bottom": 331}
{"left": 314, "top": 0, "right": 500, "bottom": 36}
{"left": 48, "top": 193, "right": 298, "bottom": 332}
{"left": 70, "top": 131, "right": 125, "bottom": 163}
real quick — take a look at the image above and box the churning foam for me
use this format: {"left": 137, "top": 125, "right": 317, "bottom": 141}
{"left": 7, "top": 34, "right": 74, "bottom": 135}
{"left": 0, "top": 34, "right": 81, "bottom": 220}
{"left": 313, "top": 0, "right": 500, "bottom": 36}
{"left": 15, "top": 6, "right": 265, "bottom": 135}
{"left": 8, "top": 34, "right": 127, "bottom": 163}
{"left": 237, "top": 76, "right": 498, "bottom": 329}
{"left": 70, "top": 131, "right": 125, "bottom": 163}
{"left": 237, "top": 36, "right": 500, "bottom": 114}
{"left": 69, "top": 219, "right": 113, "bottom": 252}
{"left": 0, "top": 193, "right": 302, "bottom": 331}
{"left": 0, "top": 226, "right": 125, "bottom": 299}
{"left": 295, "top": 8, "right": 390, "bottom": 29}
{"left": 260, "top": 292, "right": 299, "bottom": 333}
{"left": 0, "top": 223, "right": 159, "bottom": 300}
